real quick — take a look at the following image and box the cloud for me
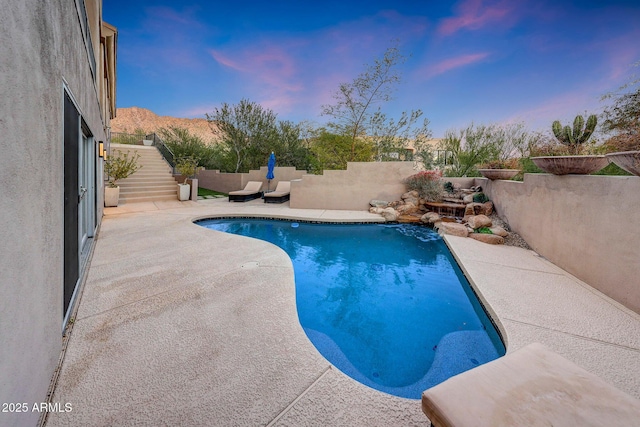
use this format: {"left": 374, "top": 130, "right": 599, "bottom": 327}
{"left": 420, "top": 52, "right": 490, "bottom": 79}
{"left": 437, "top": 0, "right": 516, "bottom": 36}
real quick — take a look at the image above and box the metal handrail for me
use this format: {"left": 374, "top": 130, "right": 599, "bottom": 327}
{"left": 146, "top": 133, "right": 176, "bottom": 172}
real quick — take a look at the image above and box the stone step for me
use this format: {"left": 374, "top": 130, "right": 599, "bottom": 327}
{"left": 118, "top": 178, "right": 177, "bottom": 186}
{"left": 119, "top": 194, "right": 179, "bottom": 203}
{"left": 120, "top": 188, "right": 178, "bottom": 198}
{"left": 119, "top": 183, "right": 177, "bottom": 191}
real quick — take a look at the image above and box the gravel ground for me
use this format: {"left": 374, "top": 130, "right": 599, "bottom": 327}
{"left": 489, "top": 213, "right": 532, "bottom": 250}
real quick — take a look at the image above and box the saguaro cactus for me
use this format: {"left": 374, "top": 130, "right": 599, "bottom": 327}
{"left": 551, "top": 114, "right": 597, "bottom": 154}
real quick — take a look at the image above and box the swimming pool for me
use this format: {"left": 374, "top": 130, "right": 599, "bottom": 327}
{"left": 197, "top": 218, "right": 504, "bottom": 399}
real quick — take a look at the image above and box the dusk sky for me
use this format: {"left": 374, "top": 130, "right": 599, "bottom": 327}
{"left": 104, "top": 0, "right": 640, "bottom": 138}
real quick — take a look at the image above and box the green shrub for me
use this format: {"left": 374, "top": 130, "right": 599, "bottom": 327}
{"left": 476, "top": 227, "right": 493, "bottom": 234}
{"left": 443, "top": 181, "right": 455, "bottom": 193}
{"left": 472, "top": 192, "right": 489, "bottom": 203}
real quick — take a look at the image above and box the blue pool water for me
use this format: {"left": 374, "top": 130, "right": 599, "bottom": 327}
{"left": 197, "top": 219, "right": 505, "bottom": 398}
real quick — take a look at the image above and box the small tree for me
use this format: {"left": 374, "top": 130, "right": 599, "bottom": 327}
{"left": 206, "top": 99, "right": 278, "bottom": 173}
{"left": 104, "top": 151, "right": 141, "bottom": 187}
{"left": 601, "top": 68, "right": 640, "bottom": 152}
{"left": 436, "top": 124, "right": 498, "bottom": 177}
{"left": 175, "top": 156, "right": 199, "bottom": 184}
{"left": 322, "top": 43, "right": 429, "bottom": 162}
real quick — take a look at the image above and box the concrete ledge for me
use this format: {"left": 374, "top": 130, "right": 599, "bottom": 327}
{"left": 422, "top": 342, "right": 640, "bottom": 427}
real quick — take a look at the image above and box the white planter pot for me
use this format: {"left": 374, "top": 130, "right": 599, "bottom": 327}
{"left": 178, "top": 183, "right": 191, "bottom": 201}
{"left": 105, "top": 186, "right": 120, "bottom": 207}
{"left": 142, "top": 139, "right": 153, "bottom": 146}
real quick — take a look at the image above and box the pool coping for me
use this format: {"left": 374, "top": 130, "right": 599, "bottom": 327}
{"left": 44, "top": 198, "right": 640, "bottom": 426}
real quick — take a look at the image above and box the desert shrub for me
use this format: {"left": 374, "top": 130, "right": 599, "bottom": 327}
{"left": 443, "top": 181, "right": 455, "bottom": 194}
{"left": 403, "top": 170, "right": 443, "bottom": 202}
{"left": 473, "top": 192, "right": 489, "bottom": 203}
{"left": 476, "top": 227, "right": 493, "bottom": 234}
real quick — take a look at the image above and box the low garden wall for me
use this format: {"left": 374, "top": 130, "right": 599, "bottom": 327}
{"left": 196, "top": 166, "right": 306, "bottom": 193}
{"left": 479, "top": 174, "right": 640, "bottom": 314}
{"left": 290, "top": 161, "right": 417, "bottom": 210}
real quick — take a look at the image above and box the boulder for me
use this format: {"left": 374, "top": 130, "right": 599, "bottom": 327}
{"left": 388, "top": 200, "right": 403, "bottom": 209}
{"left": 381, "top": 207, "right": 398, "bottom": 222}
{"left": 462, "top": 194, "right": 475, "bottom": 204}
{"left": 398, "top": 215, "right": 422, "bottom": 223}
{"left": 437, "top": 222, "right": 469, "bottom": 237}
{"left": 469, "top": 233, "right": 504, "bottom": 245}
{"left": 402, "top": 190, "right": 419, "bottom": 200}
{"left": 480, "top": 201, "right": 494, "bottom": 216}
{"left": 396, "top": 203, "right": 419, "bottom": 215}
{"left": 369, "top": 207, "right": 384, "bottom": 214}
{"left": 369, "top": 199, "right": 389, "bottom": 208}
{"left": 489, "top": 226, "right": 509, "bottom": 237}
{"left": 421, "top": 212, "right": 441, "bottom": 224}
{"left": 466, "top": 215, "right": 492, "bottom": 230}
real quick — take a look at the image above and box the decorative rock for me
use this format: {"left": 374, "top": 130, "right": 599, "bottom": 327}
{"left": 369, "top": 199, "right": 389, "bottom": 208}
{"left": 381, "top": 207, "right": 398, "bottom": 222}
{"left": 398, "top": 215, "right": 422, "bottom": 223}
{"left": 402, "top": 190, "right": 419, "bottom": 200}
{"left": 466, "top": 215, "right": 492, "bottom": 230}
{"left": 396, "top": 203, "right": 419, "bottom": 215}
{"left": 480, "top": 201, "right": 494, "bottom": 216}
{"left": 437, "top": 222, "right": 469, "bottom": 237}
{"left": 369, "top": 207, "right": 385, "bottom": 214}
{"left": 388, "top": 200, "right": 403, "bottom": 209}
{"left": 464, "top": 203, "right": 475, "bottom": 217}
{"left": 421, "top": 212, "right": 441, "bottom": 224}
{"left": 469, "top": 233, "right": 504, "bottom": 244}
{"left": 489, "top": 226, "right": 508, "bottom": 237}
{"left": 462, "top": 194, "right": 475, "bottom": 204}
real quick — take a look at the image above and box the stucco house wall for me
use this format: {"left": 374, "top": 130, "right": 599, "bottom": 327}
{"left": 0, "top": 1, "right": 115, "bottom": 425}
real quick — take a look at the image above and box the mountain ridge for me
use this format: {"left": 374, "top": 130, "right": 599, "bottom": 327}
{"left": 110, "top": 107, "right": 216, "bottom": 142}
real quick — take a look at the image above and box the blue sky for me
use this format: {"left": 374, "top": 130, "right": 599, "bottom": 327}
{"left": 104, "top": 0, "right": 640, "bottom": 138}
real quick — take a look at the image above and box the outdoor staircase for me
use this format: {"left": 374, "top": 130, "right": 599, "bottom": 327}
{"left": 111, "top": 143, "right": 178, "bottom": 203}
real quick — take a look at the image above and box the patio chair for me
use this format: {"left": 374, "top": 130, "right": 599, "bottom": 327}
{"left": 228, "top": 181, "right": 263, "bottom": 202}
{"left": 263, "top": 181, "right": 291, "bottom": 204}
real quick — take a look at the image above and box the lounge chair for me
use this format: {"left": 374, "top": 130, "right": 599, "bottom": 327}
{"left": 228, "top": 181, "right": 263, "bottom": 202}
{"left": 263, "top": 181, "right": 290, "bottom": 204}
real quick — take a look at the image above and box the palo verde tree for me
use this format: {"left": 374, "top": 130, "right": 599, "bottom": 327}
{"left": 321, "top": 43, "right": 430, "bottom": 162}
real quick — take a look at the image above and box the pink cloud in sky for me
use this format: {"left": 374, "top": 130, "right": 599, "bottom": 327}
{"left": 421, "top": 52, "right": 490, "bottom": 79}
{"left": 437, "top": 0, "right": 516, "bottom": 36}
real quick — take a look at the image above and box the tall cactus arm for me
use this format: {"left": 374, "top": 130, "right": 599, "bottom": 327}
{"left": 564, "top": 125, "right": 575, "bottom": 145}
{"left": 572, "top": 115, "right": 584, "bottom": 142}
{"left": 552, "top": 120, "right": 569, "bottom": 145}
{"left": 580, "top": 114, "right": 597, "bottom": 144}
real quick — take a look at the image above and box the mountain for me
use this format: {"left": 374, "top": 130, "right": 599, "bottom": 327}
{"left": 110, "top": 107, "right": 216, "bottom": 142}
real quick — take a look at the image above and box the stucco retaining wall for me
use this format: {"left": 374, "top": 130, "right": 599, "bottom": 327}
{"left": 197, "top": 167, "right": 306, "bottom": 193}
{"left": 290, "top": 162, "right": 417, "bottom": 210}
{"left": 479, "top": 174, "right": 640, "bottom": 314}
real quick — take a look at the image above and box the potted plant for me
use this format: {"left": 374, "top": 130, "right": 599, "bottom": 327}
{"left": 532, "top": 114, "right": 609, "bottom": 175}
{"left": 477, "top": 158, "right": 521, "bottom": 180}
{"left": 175, "top": 156, "right": 198, "bottom": 201}
{"left": 600, "top": 118, "right": 640, "bottom": 177}
{"left": 103, "top": 150, "right": 141, "bottom": 207}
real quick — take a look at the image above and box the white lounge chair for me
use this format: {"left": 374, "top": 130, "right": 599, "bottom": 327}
{"left": 228, "top": 181, "right": 263, "bottom": 202}
{"left": 263, "top": 181, "right": 290, "bottom": 203}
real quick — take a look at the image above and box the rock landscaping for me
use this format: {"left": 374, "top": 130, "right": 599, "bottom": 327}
{"left": 370, "top": 184, "right": 529, "bottom": 247}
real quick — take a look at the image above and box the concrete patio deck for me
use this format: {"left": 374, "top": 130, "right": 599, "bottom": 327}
{"left": 44, "top": 198, "right": 640, "bottom": 426}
